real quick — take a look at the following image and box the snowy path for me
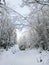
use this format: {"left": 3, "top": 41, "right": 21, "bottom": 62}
{"left": 0, "top": 45, "right": 49, "bottom": 65}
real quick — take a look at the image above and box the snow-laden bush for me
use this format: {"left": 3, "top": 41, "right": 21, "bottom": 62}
{"left": 34, "top": 21, "right": 49, "bottom": 50}
{"left": 18, "top": 29, "right": 36, "bottom": 50}
{"left": 18, "top": 21, "right": 49, "bottom": 51}
{"left": 0, "top": 19, "right": 17, "bottom": 49}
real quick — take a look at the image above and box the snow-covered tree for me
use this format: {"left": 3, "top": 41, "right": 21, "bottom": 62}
{"left": 0, "top": 0, "right": 17, "bottom": 49}
{"left": 19, "top": 0, "right": 49, "bottom": 50}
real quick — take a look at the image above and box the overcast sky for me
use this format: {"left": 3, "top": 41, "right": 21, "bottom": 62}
{"left": 6, "top": 0, "right": 30, "bottom": 17}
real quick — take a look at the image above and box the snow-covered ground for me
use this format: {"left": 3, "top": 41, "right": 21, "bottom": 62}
{"left": 0, "top": 45, "right": 49, "bottom": 65}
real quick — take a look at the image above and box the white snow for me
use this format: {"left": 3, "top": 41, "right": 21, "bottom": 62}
{"left": 0, "top": 45, "right": 49, "bottom": 65}
{"left": 0, "top": 0, "right": 49, "bottom": 65}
